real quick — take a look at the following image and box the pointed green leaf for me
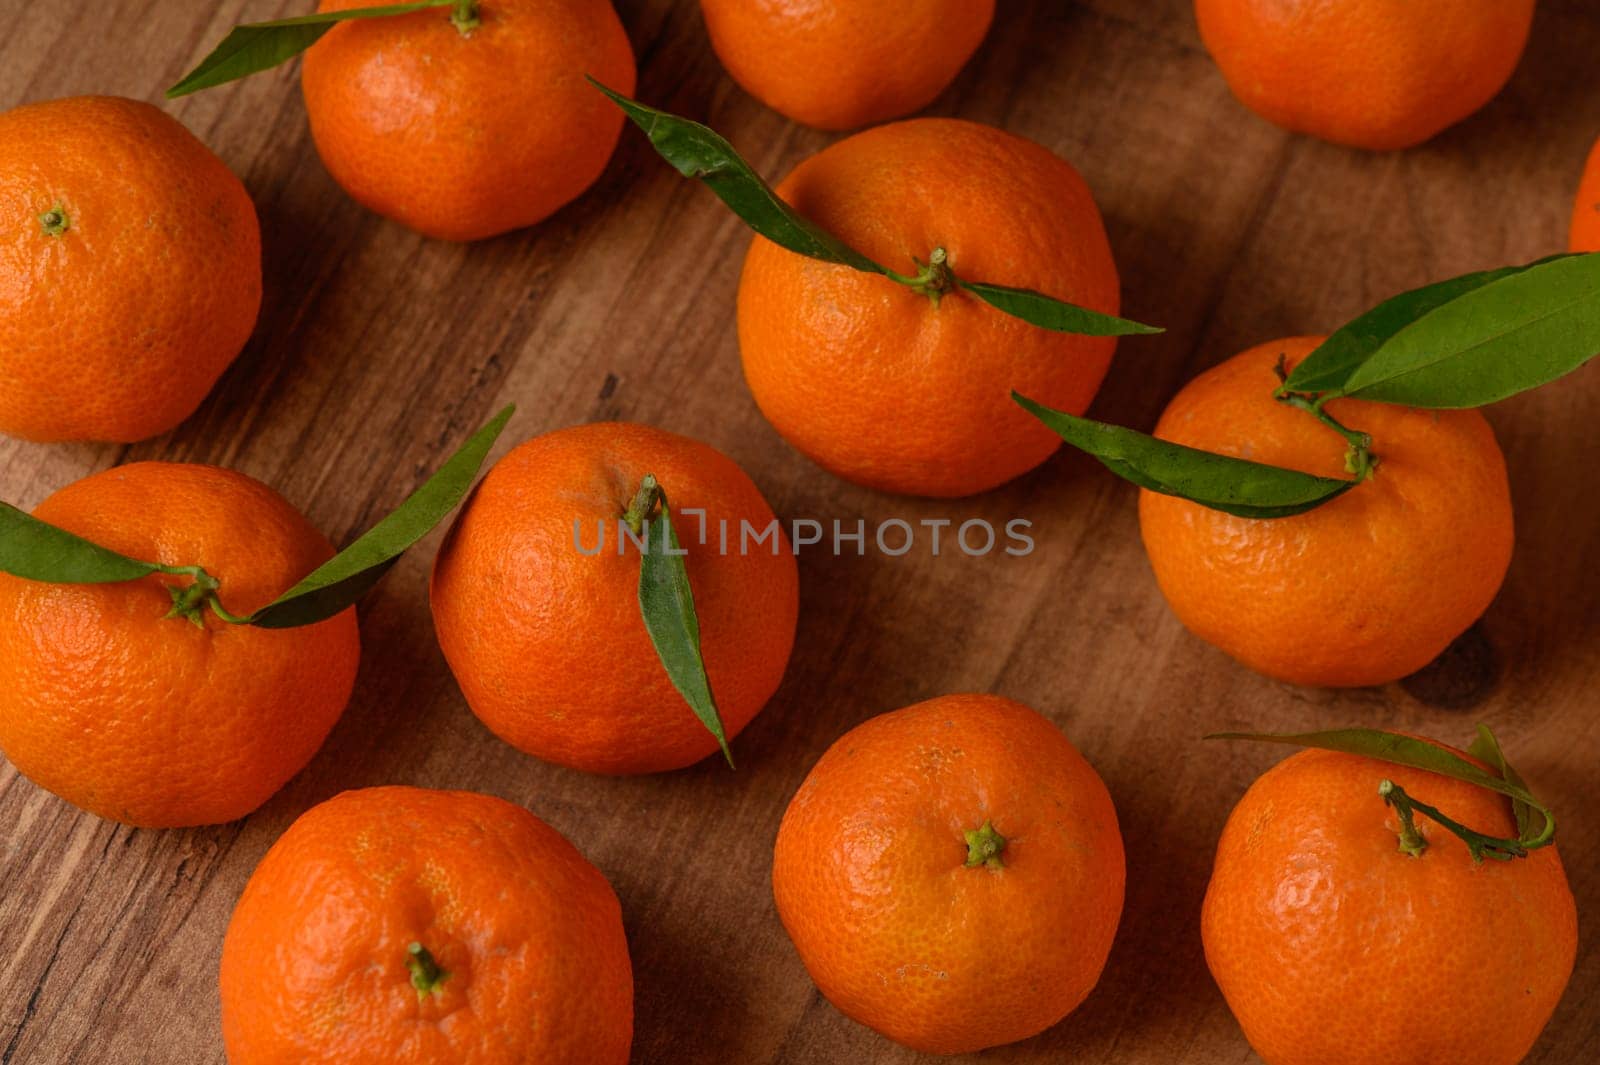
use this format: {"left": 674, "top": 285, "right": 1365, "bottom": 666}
{"left": 1466, "top": 725, "right": 1535, "bottom": 839}
{"left": 636, "top": 485, "right": 733, "bottom": 767}
{"left": 964, "top": 281, "right": 1162, "bottom": 337}
{"left": 0, "top": 503, "right": 162, "bottom": 584}
{"left": 248, "top": 405, "right": 514, "bottom": 628}
{"left": 1013, "top": 392, "right": 1354, "bottom": 518}
{"left": 590, "top": 78, "right": 879, "bottom": 272}
{"left": 1284, "top": 266, "right": 1525, "bottom": 395}
{"left": 592, "top": 80, "right": 1164, "bottom": 339}
{"left": 1210, "top": 727, "right": 1554, "bottom": 850}
{"left": 167, "top": 1, "right": 453, "bottom": 98}
{"left": 1331, "top": 253, "right": 1600, "bottom": 408}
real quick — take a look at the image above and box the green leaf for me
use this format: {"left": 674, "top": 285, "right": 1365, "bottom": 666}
{"left": 1013, "top": 392, "right": 1355, "bottom": 518}
{"left": 1467, "top": 725, "right": 1535, "bottom": 840}
{"left": 635, "top": 482, "right": 733, "bottom": 767}
{"left": 1284, "top": 266, "right": 1524, "bottom": 395}
{"left": 590, "top": 78, "right": 879, "bottom": 272}
{"left": 964, "top": 281, "right": 1162, "bottom": 337}
{"left": 166, "top": 1, "right": 453, "bottom": 98}
{"left": 592, "top": 79, "right": 1164, "bottom": 339}
{"left": 1329, "top": 254, "right": 1600, "bottom": 408}
{"left": 248, "top": 405, "right": 514, "bottom": 628}
{"left": 1210, "top": 727, "right": 1554, "bottom": 851}
{"left": 0, "top": 503, "right": 162, "bottom": 584}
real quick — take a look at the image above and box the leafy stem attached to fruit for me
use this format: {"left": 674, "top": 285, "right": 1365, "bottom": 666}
{"left": 591, "top": 80, "right": 1162, "bottom": 338}
{"left": 885, "top": 247, "right": 957, "bottom": 307}
{"left": 449, "top": 0, "right": 479, "bottom": 35}
{"left": 1211, "top": 728, "right": 1558, "bottom": 865}
{"left": 160, "top": 565, "right": 252, "bottom": 628}
{"left": 626, "top": 474, "right": 735, "bottom": 767}
{"left": 1273, "top": 353, "right": 1377, "bottom": 480}
{"left": 167, "top": 1, "right": 462, "bottom": 98}
{"left": 622, "top": 473, "right": 661, "bottom": 535}
{"left": 1378, "top": 779, "right": 1544, "bottom": 863}
{"left": 0, "top": 406, "right": 512, "bottom": 629}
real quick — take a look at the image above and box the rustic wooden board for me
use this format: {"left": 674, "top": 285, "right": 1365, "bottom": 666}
{"left": 2, "top": 1, "right": 1598, "bottom": 1062}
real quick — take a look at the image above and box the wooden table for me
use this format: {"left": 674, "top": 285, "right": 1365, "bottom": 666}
{"left": 2, "top": 2, "right": 1597, "bottom": 1062}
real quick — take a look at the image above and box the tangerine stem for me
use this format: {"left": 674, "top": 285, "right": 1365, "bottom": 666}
{"left": 406, "top": 942, "right": 449, "bottom": 998}
{"left": 1273, "top": 355, "right": 1377, "bottom": 480}
{"left": 39, "top": 205, "right": 69, "bottom": 237}
{"left": 1379, "top": 780, "right": 1532, "bottom": 864}
{"left": 963, "top": 820, "right": 1007, "bottom": 870}
{"left": 886, "top": 247, "right": 957, "bottom": 307}
{"left": 157, "top": 564, "right": 251, "bottom": 627}
{"left": 450, "top": 0, "right": 480, "bottom": 34}
{"left": 622, "top": 474, "right": 661, "bottom": 535}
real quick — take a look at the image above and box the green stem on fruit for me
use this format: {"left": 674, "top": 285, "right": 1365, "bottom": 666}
{"left": 1379, "top": 779, "right": 1536, "bottom": 864}
{"left": 39, "top": 205, "right": 69, "bottom": 237}
{"left": 963, "top": 820, "right": 1007, "bottom": 870}
{"left": 159, "top": 565, "right": 251, "bottom": 627}
{"left": 406, "top": 942, "right": 449, "bottom": 998}
{"left": 622, "top": 473, "right": 661, "bottom": 535}
{"left": 450, "top": 0, "right": 480, "bottom": 35}
{"left": 1273, "top": 354, "right": 1377, "bottom": 481}
{"left": 887, "top": 247, "right": 957, "bottom": 307}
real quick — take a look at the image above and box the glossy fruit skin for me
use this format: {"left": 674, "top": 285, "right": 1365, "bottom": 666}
{"left": 699, "top": 0, "right": 994, "bottom": 131}
{"left": 1139, "top": 337, "right": 1512, "bottom": 687}
{"left": 1195, "top": 0, "right": 1535, "bottom": 150}
{"left": 302, "top": 0, "right": 636, "bottom": 241}
{"left": 738, "top": 118, "right": 1121, "bottom": 497}
{"left": 1204, "top": 746, "right": 1577, "bottom": 1065}
{"left": 430, "top": 422, "right": 798, "bottom": 774}
{"left": 1572, "top": 135, "right": 1600, "bottom": 252}
{"left": 0, "top": 463, "right": 359, "bottom": 827}
{"left": 220, "top": 786, "right": 633, "bottom": 1064}
{"left": 0, "top": 96, "right": 261, "bottom": 442}
{"left": 773, "top": 694, "right": 1125, "bottom": 1054}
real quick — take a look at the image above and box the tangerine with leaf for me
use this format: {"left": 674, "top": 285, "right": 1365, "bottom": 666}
{"left": 430, "top": 421, "right": 799, "bottom": 774}
{"left": 699, "top": 0, "right": 995, "bottom": 131}
{"left": 172, "top": 0, "right": 636, "bottom": 241}
{"left": 0, "top": 95, "right": 260, "bottom": 443}
{"left": 1138, "top": 336, "right": 1513, "bottom": 687}
{"left": 772, "top": 694, "right": 1125, "bottom": 1054}
{"left": 1019, "top": 256, "right": 1600, "bottom": 688}
{"left": 220, "top": 786, "right": 633, "bottom": 1063}
{"left": 0, "top": 463, "right": 359, "bottom": 827}
{"left": 0, "top": 408, "right": 509, "bottom": 826}
{"left": 1204, "top": 728, "right": 1576, "bottom": 1065}
{"left": 736, "top": 118, "right": 1129, "bottom": 497}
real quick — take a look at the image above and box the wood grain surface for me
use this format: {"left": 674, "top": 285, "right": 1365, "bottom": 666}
{"left": 2, "top": 1, "right": 1598, "bottom": 1062}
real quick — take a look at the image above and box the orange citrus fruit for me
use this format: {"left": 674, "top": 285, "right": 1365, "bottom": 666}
{"left": 772, "top": 693, "right": 1125, "bottom": 1054}
{"left": 0, "top": 95, "right": 261, "bottom": 443}
{"left": 302, "top": 0, "right": 636, "bottom": 241}
{"left": 0, "top": 462, "right": 359, "bottom": 827}
{"left": 1195, "top": 0, "right": 1536, "bottom": 150}
{"left": 1572, "top": 134, "right": 1600, "bottom": 252}
{"left": 1139, "top": 336, "right": 1513, "bottom": 687}
{"left": 430, "top": 421, "right": 798, "bottom": 774}
{"left": 220, "top": 786, "right": 633, "bottom": 1063}
{"left": 1204, "top": 743, "right": 1577, "bottom": 1065}
{"left": 699, "top": 0, "right": 994, "bottom": 130}
{"left": 738, "top": 118, "right": 1122, "bottom": 497}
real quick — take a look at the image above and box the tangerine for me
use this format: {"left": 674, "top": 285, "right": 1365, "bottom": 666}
{"left": 772, "top": 693, "right": 1125, "bottom": 1053}
{"left": 0, "top": 462, "right": 359, "bottom": 827}
{"left": 1139, "top": 337, "right": 1513, "bottom": 687}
